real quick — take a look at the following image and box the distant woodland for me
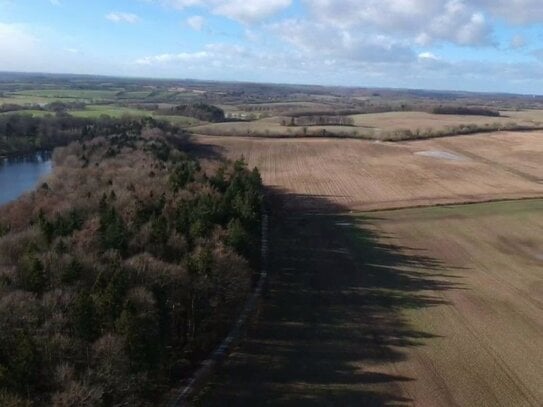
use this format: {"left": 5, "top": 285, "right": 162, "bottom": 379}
{"left": 431, "top": 106, "right": 501, "bottom": 117}
{"left": 0, "top": 115, "right": 179, "bottom": 157}
{"left": 0, "top": 125, "right": 263, "bottom": 405}
{"left": 161, "top": 103, "right": 225, "bottom": 122}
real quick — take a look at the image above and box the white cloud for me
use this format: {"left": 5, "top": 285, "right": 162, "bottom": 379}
{"left": 136, "top": 51, "right": 210, "bottom": 65}
{"left": 509, "top": 34, "right": 526, "bottom": 49}
{"left": 532, "top": 49, "right": 543, "bottom": 61}
{"left": 212, "top": 0, "right": 291, "bottom": 23}
{"left": 3, "top": 0, "right": 543, "bottom": 93}
{"left": 154, "top": 0, "right": 292, "bottom": 23}
{"left": 418, "top": 51, "right": 439, "bottom": 60}
{"left": 136, "top": 43, "right": 251, "bottom": 66}
{"left": 0, "top": 23, "right": 39, "bottom": 69}
{"left": 476, "top": 0, "right": 543, "bottom": 24}
{"left": 269, "top": 19, "right": 415, "bottom": 63}
{"left": 50, "top": 0, "right": 61, "bottom": 5}
{"left": 186, "top": 15, "right": 205, "bottom": 31}
{"left": 304, "top": 0, "right": 492, "bottom": 46}
{"left": 132, "top": 39, "right": 543, "bottom": 93}
{"left": 106, "top": 12, "right": 140, "bottom": 24}
{"left": 159, "top": 0, "right": 203, "bottom": 8}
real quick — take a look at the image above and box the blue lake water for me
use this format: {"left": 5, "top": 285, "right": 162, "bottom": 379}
{"left": 0, "top": 152, "right": 53, "bottom": 206}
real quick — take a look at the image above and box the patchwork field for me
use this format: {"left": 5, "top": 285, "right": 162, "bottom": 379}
{"left": 0, "top": 95, "right": 79, "bottom": 105}
{"left": 69, "top": 105, "right": 200, "bottom": 125}
{"left": 10, "top": 89, "right": 120, "bottom": 101}
{"left": 200, "top": 199, "right": 543, "bottom": 406}
{"left": 194, "top": 131, "right": 543, "bottom": 212}
{"left": 0, "top": 104, "right": 201, "bottom": 126}
{"left": 190, "top": 110, "right": 543, "bottom": 139}
{"left": 69, "top": 105, "right": 151, "bottom": 118}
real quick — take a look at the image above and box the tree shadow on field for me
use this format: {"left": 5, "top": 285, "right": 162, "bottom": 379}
{"left": 169, "top": 132, "right": 226, "bottom": 162}
{"left": 196, "top": 188, "right": 464, "bottom": 406}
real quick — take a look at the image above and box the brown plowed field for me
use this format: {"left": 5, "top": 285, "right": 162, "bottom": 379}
{"left": 195, "top": 132, "right": 543, "bottom": 406}
{"left": 199, "top": 200, "right": 543, "bottom": 406}
{"left": 359, "top": 201, "right": 543, "bottom": 406}
{"left": 194, "top": 131, "right": 543, "bottom": 212}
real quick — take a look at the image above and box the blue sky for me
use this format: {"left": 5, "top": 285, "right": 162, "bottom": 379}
{"left": 1, "top": 0, "right": 543, "bottom": 94}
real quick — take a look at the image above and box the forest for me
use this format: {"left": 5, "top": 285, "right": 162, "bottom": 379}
{"left": 160, "top": 103, "right": 225, "bottom": 122}
{"left": 0, "top": 124, "right": 263, "bottom": 405}
{"left": 0, "top": 114, "right": 180, "bottom": 157}
{"left": 431, "top": 105, "right": 501, "bottom": 117}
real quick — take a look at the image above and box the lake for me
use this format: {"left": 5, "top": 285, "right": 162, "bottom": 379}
{"left": 0, "top": 152, "right": 53, "bottom": 206}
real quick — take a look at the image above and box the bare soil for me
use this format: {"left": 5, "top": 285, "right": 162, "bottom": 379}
{"left": 192, "top": 131, "right": 543, "bottom": 406}
{"left": 198, "top": 199, "right": 543, "bottom": 406}
{"left": 194, "top": 131, "right": 543, "bottom": 212}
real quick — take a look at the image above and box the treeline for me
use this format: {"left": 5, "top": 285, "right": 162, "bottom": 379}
{"left": 282, "top": 115, "right": 354, "bottom": 127}
{"left": 157, "top": 103, "right": 225, "bottom": 122}
{"left": 0, "top": 114, "right": 181, "bottom": 157}
{"left": 377, "top": 121, "right": 542, "bottom": 141}
{"left": 0, "top": 102, "right": 87, "bottom": 114}
{"left": 0, "top": 104, "right": 38, "bottom": 113}
{"left": 0, "top": 129, "right": 263, "bottom": 405}
{"left": 432, "top": 105, "right": 501, "bottom": 117}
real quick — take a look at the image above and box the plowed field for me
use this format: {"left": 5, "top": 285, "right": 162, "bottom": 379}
{"left": 195, "top": 131, "right": 543, "bottom": 212}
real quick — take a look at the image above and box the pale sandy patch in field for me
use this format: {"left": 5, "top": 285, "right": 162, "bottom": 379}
{"left": 427, "top": 131, "right": 543, "bottom": 181}
{"left": 414, "top": 150, "right": 467, "bottom": 161}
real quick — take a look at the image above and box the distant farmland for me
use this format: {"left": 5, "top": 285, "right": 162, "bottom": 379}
{"left": 0, "top": 104, "right": 202, "bottom": 127}
{"left": 190, "top": 110, "right": 543, "bottom": 140}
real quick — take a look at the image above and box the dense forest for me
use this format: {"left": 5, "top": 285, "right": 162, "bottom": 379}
{"left": 160, "top": 103, "right": 225, "bottom": 122}
{"left": 432, "top": 106, "right": 501, "bottom": 117}
{"left": 0, "top": 127, "right": 263, "bottom": 405}
{"left": 0, "top": 114, "right": 179, "bottom": 157}
{"left": 285, "top": 115, "right": 355, "bottom": 127}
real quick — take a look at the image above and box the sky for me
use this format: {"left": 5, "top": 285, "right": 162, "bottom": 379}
{"left": 1, "top": 0, "right": 543, "bottom": 94}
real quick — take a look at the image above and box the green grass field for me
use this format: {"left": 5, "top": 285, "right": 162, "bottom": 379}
{"left": 0, "top": 103, "right": 202, "bottom": 127}
{"left": 69, "top": 105, "right": 152, "bottom": 118}
{"left": 0, "top": 89, "right": 120, "bottom": 105}
{"left": 116, "top": 91, "right": 153, "bottom": 99}
{"left": 0, "top": 95, "right": 78, "bottom": 105}
{"left": 0, "top": 110, "right": 53, "bottom": 118}
{"left": 12, "top": 89, "right": 120, "bottom": 100}
{"left": 70, "top": 105, "right": 201, "bottom": 126}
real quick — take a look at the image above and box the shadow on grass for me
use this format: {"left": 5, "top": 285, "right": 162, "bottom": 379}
{"left": 196, "top": 189, "right": 463, "bottom": 406}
